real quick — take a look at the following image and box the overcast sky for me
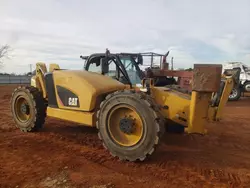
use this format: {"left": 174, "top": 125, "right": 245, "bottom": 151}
{"left": 1, "top": 0, "right": 250, "bottom": 73}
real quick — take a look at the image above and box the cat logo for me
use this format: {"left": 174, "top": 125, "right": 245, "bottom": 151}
{"left": 68, "top": 97, "right": 78, "bottom": 106}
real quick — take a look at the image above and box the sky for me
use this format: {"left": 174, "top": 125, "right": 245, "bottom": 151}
{"left": 0, "top": 0, "right": 250, "bottom": 74}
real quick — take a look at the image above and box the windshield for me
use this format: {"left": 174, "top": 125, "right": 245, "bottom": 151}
{"left": 119, "top": 56, "right": 142, "bottom": 85}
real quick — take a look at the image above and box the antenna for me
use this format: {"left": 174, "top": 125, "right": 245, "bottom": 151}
{"left": 171, "top": 57, "right": 174, "bottom": 70}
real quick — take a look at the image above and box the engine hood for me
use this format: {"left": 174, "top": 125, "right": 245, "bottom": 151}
{"left": 52, "top": 70, "right": 126, "bottom": 111}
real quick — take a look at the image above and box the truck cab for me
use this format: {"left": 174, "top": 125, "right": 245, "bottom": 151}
{"left": 223, "top": 62, "right": 250, "bottom": 101}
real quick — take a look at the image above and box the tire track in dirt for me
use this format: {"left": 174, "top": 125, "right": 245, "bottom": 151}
{"left": 6, "top": 128, "right": 250, "bottom": 187}
{"left": 198, "top": 168, "right": 242, "bottom": 186}
{"left": 2, "top": 119, "right": 250, "bottom": 187}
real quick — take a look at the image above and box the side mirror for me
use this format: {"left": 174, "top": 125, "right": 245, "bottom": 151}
{"left": 101, "top": 57, "right": 109, "bottom": 74}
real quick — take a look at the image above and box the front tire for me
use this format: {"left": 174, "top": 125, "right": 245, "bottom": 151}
{"left": 10, "top": 86, "right": 47, "bottom": 132}
{"left": 96, "top": 90, "right": 163, "bottom": 161}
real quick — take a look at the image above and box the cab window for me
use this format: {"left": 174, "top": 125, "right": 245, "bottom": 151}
{"left": 106, "top": 59, "right": 117, "bottom": 77}
{"left": 88, "top": 62, "right": 101, "bottom": 73}
{"left": 120, "top": 57, "right": 141, "bottom": 85}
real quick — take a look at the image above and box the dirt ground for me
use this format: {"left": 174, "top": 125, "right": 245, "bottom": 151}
{"left": 1, "top": 85, "right": 250, "bottom": 188}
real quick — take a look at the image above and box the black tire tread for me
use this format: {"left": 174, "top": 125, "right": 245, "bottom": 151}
{"left": 11, "top": 86, "right": 47, "bottom": 132}
{"left": 96, "top": 90, "right": 165, "bottom": 161}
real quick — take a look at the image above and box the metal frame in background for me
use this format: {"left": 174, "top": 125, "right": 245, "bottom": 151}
{"left": 131, "top": 52, "right": 174, "bottom": 70}
{"left": 80, "top": 50, "right": 192, "bottom": 90}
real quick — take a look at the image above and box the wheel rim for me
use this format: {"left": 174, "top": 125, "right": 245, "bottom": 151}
{"left": 107, "top": 105, "right": 144, "bottom": 147}
{"left": 229, "top": 88, "right": 237, "bottom": 99}
{"left": 14, "top": 96, "right": 31, "bottom": 123}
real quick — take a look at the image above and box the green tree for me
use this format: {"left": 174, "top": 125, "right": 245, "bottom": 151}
{"left": 185, "top": 68, "right": 193, "bottom": 71}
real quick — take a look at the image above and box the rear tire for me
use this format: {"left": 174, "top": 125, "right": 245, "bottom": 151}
{"left": 243, "top": 81, "right": 250, "bottom": 92}
{"left": 96, "top": 90, "right": 163, "bottom": 161}
{"left": 10, "top": 86, "right": 47, "bottom": 132}
{"left": 228, "top": 87, "right": 241, "bottom": 101}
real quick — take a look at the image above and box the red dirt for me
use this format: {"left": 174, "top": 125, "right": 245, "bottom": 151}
{"left": 1, "top": 85, "right": 250, "bottom": 188}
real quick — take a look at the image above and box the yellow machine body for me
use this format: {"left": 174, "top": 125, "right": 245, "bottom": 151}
{"left": 151, "top": 87, "right": 191, "bottom": 126}
{"left": 11, "top": 59, "right": 239, "bottom": 162}
{"left": 149, "top": 71, "right": 236, "bottom": 134}
{"left": 47, "top": 108, "right": 95, "bottom": 126}
{"left": 52, "top": 70, "right": 125, "bottom": 111}
{"left": 31, "top": 62, "right": 237, "bottom": 134}
{"left": 31, "top": 63, "right": 126, "bottom": 126}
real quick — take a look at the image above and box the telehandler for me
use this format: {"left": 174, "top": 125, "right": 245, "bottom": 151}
{"left": 10, "top": 51, "right": 239, "bottom": 162}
